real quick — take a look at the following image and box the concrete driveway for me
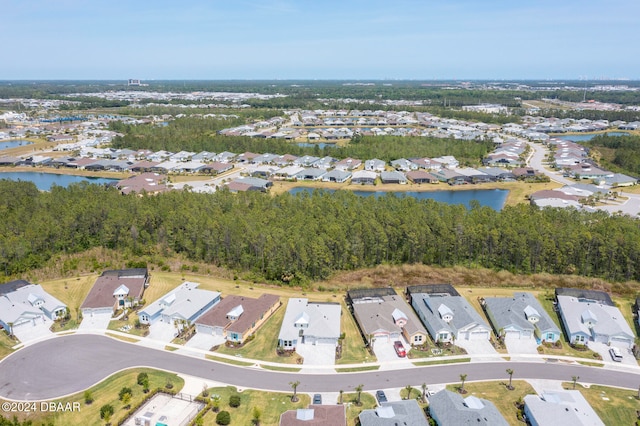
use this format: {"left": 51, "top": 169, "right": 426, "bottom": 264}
{"left": 176, "top": 334, "right": 226, "bottom": 357}
{"left": 455, "top": 338, "right": 498, "bottom": 362}
{"left": 78, "top": 312, "right": 112, "bottom": 331}
{"left": 296, "top": 343, "right": 336, "bottom": 369}
{"left": 504, "top": 336, "right": 540, "bottom": 356}
{"left": 12, "top": 319, "right": 53, "bottom": 344}
{"left": 373, "top": 339, "right": 413, "bottom": 370}
{"left": 139, "top": 322, "right": 178, "bottom": 348}
{"left": 589, "top": 342, "right": 638, "bottom": 367}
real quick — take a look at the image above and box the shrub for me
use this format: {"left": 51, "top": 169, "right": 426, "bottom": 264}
{"left": 216, "top": 410, "right": 231, "bottom": 425}
{"left": 229, "top": 395, "right": 241, "bottom": 407}
{"left": 119, "top": 387, "right": 133, "bottom": 401}
{"left": 84, "top": 390, "right": 93, "bottom": 405}
{"left": 137, "top": 372, "right": 149, "bottom": 386}
{"left": 100, "top": 404, "right": 114, "bottom": 420}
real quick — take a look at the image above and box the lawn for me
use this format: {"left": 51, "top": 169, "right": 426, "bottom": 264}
{"left": 0, "top": 332, "right": 17, "bottom": 359}
{"left": 563, "top": 383, "right": 640, "bottom": 425}
{"left": 445, "top": 380, "right": 536, "bottom": 426}
{"left": 199, "top": 386, "right": 309, "bottom": 426}
{"left": 215, "top": 301, "right": 302, "bottom": 364}
{"left": 337, "top": 300, "right": 377, "bottom": 365}
{"left": 0, "top": 368, "right": 183, "bottom": 426}
{"left": 39, "top": 274, "right": 98, "bottom": 320}
{"left": 342, "top": 391, "right": 377, "bottom": 425}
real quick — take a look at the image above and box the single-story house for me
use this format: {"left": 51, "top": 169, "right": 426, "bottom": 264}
{"left": 428, "top": 390, "right": 508, "bottom": 426}
{"left": 227, "top": 177, "right": 272, "bottom": 192}
{"left": 116, "top": 172, "right": 167, "bottom": 195}
{"left": 279, "top": 404, "right": 346, "bottom": 426}
{"left": 322, "top": 169, "right": 352, "bottom": 183}
{"left": 483, "top": 292, "right": 561, "bottom": 343}
{"left": 277, "top": 298, "right": 341, "bottom": 350}
{"left": 195, "top": 294, "right": 281, "bottom": 344}
{"left": 348, "top": 288, "right": 427, "bottom": 346}
{"left": 524, "top": 390, "right": 604, "bottom": 426}
{"left": 406, "top": 170, "right": 438, "bottom": 184}
{"left": 411, "top": 293, "right": 492, "bottom": 343}
{"left": 380, "top": 171, "right": 407, "bottom": 184}
{"left": 364, "top": 158, "right": 386, "bottom": 172}
{"left": 81, "top": 269, "right": 149, "bottom": 317}
{"left": 138, "top": 282, "right": 220, "bottom": 328}
{"left": 295, "top": 168, "right": 326, "bottom": 181}
{"left": 359, "top": 400, "right": 428, "bottom": 426}
{"left": 351, "top": 170, "right": 377, "bottom": 185}
{"left": 0, "top": 283, "right": 67, "bottom": 334}
{"left": 556, "top": 293, "right": 635, "bottom": 348}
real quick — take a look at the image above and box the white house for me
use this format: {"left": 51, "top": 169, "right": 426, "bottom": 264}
{"left": 0, "top": 284, "right": 66, "bottom": 334}
{"left": 277, "top": 298, "right": 341, "bottom": 350}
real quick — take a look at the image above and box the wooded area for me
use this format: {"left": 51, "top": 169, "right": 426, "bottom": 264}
{"left": 2, "top": 181, "right": 640, "bottom": 285}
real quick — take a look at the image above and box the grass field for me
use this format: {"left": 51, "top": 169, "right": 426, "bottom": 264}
{"left": 39, "top": 274, "right": 98, "bottom": 319}
{"left": 445, "top": 380, "right": 536, "bottom": 426}
{"left": 0, "top": 332, "right": 17, "bottom": 358}
{"left": 564, "top": 383, "right": 640, "bottom": 425}
{"left": 343, "top": 391, "right": 377, "bottom": 425}
{"left": 199, "top": 386, "right": 309, "bottom": 426}
{"left": 0, "top": 369, "right": 183, "bottom": 426}
{"left": 337, "top": 300, "right": 376, "bottom": 365}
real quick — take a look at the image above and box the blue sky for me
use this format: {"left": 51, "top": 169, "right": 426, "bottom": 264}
{"left": 2, "top": 0, "right": 639, "bottom": 80}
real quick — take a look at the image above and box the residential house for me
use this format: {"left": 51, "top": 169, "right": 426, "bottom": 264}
{"left": 195, "top": 294, "right": 280, "bottom": 344}
{"left": 406, "top": 170, "right": 438, "bottom": 184}
{"left": 351, "top": 170, "right": 377, "bottom": 185}
{"left": 277, "top": 298, "right": 341, "bottom": 350}
{"left": 322, "top": 169, "right": 351, "bottom": 183}
{"left": 116, "top": 173, "right": 167, "bottom": 195}
{"left": 0, "top": 283, "right": 67, "bottom": 334}
{"left": 279, "top": 405, "right": 346, "bottom": 426}
{"left": 364, "top": 159, "right": 386, "bottom": 172}
{"left": 81, "top": 269, "right": 149, "bottom": 317}
{"left": 348, "top": 288, "right": 427, "bottom": 346}
{"left": 380, "top": 171, "right": 407, "bottom": 184}
{"left": 529, "top": 190, "right": 582, "bottom": 209}
{"left": 227, "top": 177, "right": 272, "bottom": 192}
{"left": 138, "top": 282, "right": 220, "bottom": 328}
{"left": 359, "top": 400, "right": 428, "bottom": 426}
{"left": 431, "top": 169, "right": 468, "bottom": 185}
{"left": 202, "top": 162, "right": 233, "bottom": 175}
{"left": 334, "top": 157, "right": 362, "bottom": 171}
{"left": 295, "top": 168, "right": 326, "bottom": 181}
{"left": 556, "top": 289, "right": 635, "bottom": 348}
{"left": 428, "top": 390, "right": 508, "bottom": 426}
{"left": 411, "top": 291, "right": 492, "bottom": 343}
{"left": 524, "top": 390, "right": 604, "bottom": 426}
{"left": 483, "top": 292, "right": 561, "bottom": 343}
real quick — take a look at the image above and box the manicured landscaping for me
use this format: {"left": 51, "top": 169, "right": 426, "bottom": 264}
{"left": 39, "top": 274, "right": 97, "bottom": 321}
{"left": 335, "top": 365, "right": 380, "bottom": 372}
{"left": 0, "top": 332, "right": 16, "bottom": 359}
{"left": 215, "top": 302, "right": 302, "bottom": 364}
{"left": 0, "top": 368, "right": 183, "bottom": 426}
{"left": 343, "top": 391, "right": 377, "bottom": 425}
{"left": 413, "top": 357, "right": 471, "bottom": 366}
{"left": 563, "top": 383, "right": 640, "bottom": 425}
{"left": 336, "top": 300, "right": 377, "bottom": 364}
{"left": 105, "top": 332, "right": 140, "bottom": 343}
{"left": 445, "top": 380, "right": 536, "bottom": 426}
{"left": 205, "top": 354, "right": 254, "bottom": 366}
{"left": 260, "top": 365, "right": 302, "bottom": 372}
{"left": 199, "top": 386, "right": 309, "bottom": 426}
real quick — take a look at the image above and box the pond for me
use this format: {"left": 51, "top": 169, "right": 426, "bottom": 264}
{"left": 558, "top": 132, "right": 629, "bottom": 142}
{"left": 288, "top": 187, "right": 508, "bottom": 211}
{"left": 0, "top": 171, "right": 119, "bottom": 191}
{"left": 0, "top": 139, "right": 33, "bottom": 150}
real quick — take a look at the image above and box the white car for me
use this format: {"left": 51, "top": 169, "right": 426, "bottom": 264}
{"left": 609, "top": 347, "right": 623, "bottom": 362}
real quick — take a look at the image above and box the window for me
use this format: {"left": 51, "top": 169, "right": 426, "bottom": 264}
{"left": 546, "top": 333, "right": 554, "bottom": 341}
{"left": 415, "top": 335, "right": 423, "bottom": 342}
{"left": 438, "top": 333, "right": 448, "bottom": 341}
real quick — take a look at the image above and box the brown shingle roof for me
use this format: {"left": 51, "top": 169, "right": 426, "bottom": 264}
{"left": 279, "top": 405, "right": 346, "bottom": 426}
{"left": 81, "top": 274, "right": 146, "bottom": 309}
{"left": 195, "top": 294, "right": 280, "bottom": 335}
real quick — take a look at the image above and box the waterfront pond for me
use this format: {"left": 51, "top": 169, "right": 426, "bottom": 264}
{"left": 0, "top": 171, "right": 118, "bottom": 191}
{"left": 289, "top": 187, "right": 508, "bottom": 211}
{"left": 558, "top": 132, "right": 629, "bottom": 142}
{"left": 0, "top": 139, "right": 33, "bottom": 150}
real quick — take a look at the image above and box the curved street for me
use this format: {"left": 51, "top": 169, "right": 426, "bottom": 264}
{"left": 1, "top": 334, "right": 639, "bottom": 401}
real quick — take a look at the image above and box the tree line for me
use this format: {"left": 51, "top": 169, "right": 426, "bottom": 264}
{"left": 584, "top": 134, "right": 640, "bottom": 177}
{"left": 2, "top": 181, "right": 640, "bottom": 284}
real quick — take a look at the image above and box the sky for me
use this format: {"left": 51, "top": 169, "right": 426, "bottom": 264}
{"left": 2, "top": 0, "right": 639, "bottom": 80}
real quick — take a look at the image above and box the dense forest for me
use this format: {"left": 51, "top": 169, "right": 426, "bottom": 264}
{"left": 584, "top": 134, "right": 640, "bottom": 177}
{"left": 110, "top": 117, "right": 494, "bottom": 164}
{"left": 2, "top": 180, "right": 640, "bottom": 284}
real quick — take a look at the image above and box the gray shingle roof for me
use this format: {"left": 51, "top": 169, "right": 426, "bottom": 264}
{"left": 428, "top": 390, "right": 508, "bottom": 426}
{"left": 412, "top": 294, "right": 490, "bottom": 339}
{"left": 484, "top": 292, "right": 560, "bottom": 335}
{"left": 359, "top": 400, "right": 428, "bottom": 426}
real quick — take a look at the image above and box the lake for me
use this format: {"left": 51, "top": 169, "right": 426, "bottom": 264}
{"left": 289, "top": 187, "right": 509, "bottom": 211}
{"left": 0, "top": 172, "right": 118, "bottom": 191}
{"left": 0, "top": 139, "right": 33, "bottom": 150}
{"left": 558, "top": 132, "right": 629, "bottom": 142}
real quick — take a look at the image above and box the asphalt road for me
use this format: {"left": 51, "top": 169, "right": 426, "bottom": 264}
{"left": 2, "top": 335, "right": 640, "bottom": 401}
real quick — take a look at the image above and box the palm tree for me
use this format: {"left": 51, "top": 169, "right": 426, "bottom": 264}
{"left": 506, "top": 369, "right": 514, "bottom": 390}
{"left": 459, "top": 374, "right": 468, "bottom": 394}
{"left": 339, "top": 390, "right": 344, "bottom": 404}
{"left": 421, "top": 383, "right": 428, "bottom": 403}
{"left": 572, "top": 376, "right": 579, "bottom": 390}
{"left": 290, "top": 381, "right": 300, "bottom": 402}
{"left": 405, "top": 385, "right": 412, "bottom": 400}
{"left": 355, "top": 384, "right": 364, "bottom": 406}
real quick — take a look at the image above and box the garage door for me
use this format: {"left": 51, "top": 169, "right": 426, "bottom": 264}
{"left": 196, "top": 324, "right": 214, "bottom": 335}
{"left": 373, "top": 333, "right": 389, "bottom": 342}
{"left": 469, "top": 330, "right": 489, "bottom": 340}
{"left": 315, "top": 337, "right": 336, "bottom": 345}
{"left": 505, "top": 330, "right": 521, "bottom": 340}
{"left": 610, "top": 337, "right": 632, "bottom": 349}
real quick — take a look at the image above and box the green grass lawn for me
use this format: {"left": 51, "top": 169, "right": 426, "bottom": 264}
{"left": 0, "top": 368, "right": 183, "bottom": 426}
{"left": 215, "top": 302, "right": 302, "bottom": 364}
{"left": 50, "top": 318, "right": 79, "bottom": 332}
{"left": 563, "top": 383, "right": 640, "bottom": 425}
{"left": 0, "top": 332, "right": 17, "bottom": 359}
{"left": 199, "top": 386, "right": 309, "bottom": 426}
{"left": 445, "top": 380, "right": 536, "bottom": 426}
{"left": 337, "top": 300, "right": 377, "bottom": 365}
{"left": 39, "top": 275, "right": 97, "bottom": 321}
{"left": 342, "top": 391, "right": 377, "bottom": 425}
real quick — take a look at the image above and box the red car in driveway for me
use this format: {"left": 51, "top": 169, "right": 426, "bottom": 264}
{"left": 394, "top": 340, "right": 406, "bottom": 357}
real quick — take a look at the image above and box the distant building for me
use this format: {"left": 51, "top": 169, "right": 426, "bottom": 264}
{"left": 128, "top": 79, "right": 141, "bottom": 86}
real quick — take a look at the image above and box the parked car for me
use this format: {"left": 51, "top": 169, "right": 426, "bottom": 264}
{"left": 313, "top": 394, "right": 322, "bottom": 404}
{"left": 376, "top": 390, "right": 387, "bottom": 404}
{"left": 609, "top": 347, "right": 623, "bottom": 362}
{"left": 394, "top": 340, "right": 407, "bottom": 357}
